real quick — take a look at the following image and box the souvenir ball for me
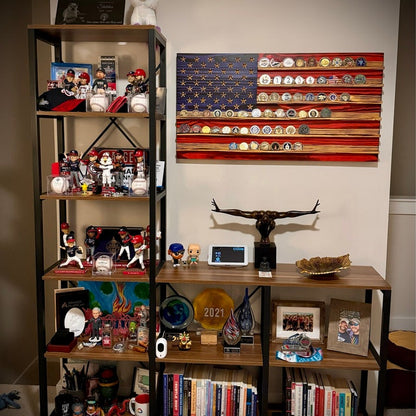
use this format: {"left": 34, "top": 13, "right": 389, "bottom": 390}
{"left": 130, "top": 94, "right": 149, "bottom": 113}
{"left": 50, "top": 176, "right": 69, "bottom": 194}
{"left": 89, "top": 94, "right": 108, "bottom": 112}
{"left": 131, "top": 177, "right": 147, "bottom": 195}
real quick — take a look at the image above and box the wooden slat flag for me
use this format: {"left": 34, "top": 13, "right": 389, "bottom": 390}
{"left": 176, "top": 53, "right": 384, "bottom": 162}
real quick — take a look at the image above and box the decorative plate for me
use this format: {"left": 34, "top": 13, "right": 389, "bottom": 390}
{"left": 159, "top": 295, "right": 194, "bottom": 330}
{"left": 296, "top": 254, "right": 351, "bottom": 279}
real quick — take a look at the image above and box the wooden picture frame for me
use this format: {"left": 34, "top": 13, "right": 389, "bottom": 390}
{"left": 271, "top": 300, "right": 325, "bottom": 342}
{"left": 327, "top": 298, "right": 371, "bottom": 356}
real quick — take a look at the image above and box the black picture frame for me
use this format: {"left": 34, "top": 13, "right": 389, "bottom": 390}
{"left": 55, "top": 0, "right": 125, "bottom": 25}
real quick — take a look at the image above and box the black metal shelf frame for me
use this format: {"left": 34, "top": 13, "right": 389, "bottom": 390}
{"left": 28, "top": 26, "right": 166, "bottom": 416}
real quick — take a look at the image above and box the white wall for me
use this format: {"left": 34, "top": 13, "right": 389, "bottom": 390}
{"left": 156, "top": 0, "right": 399, "bottom": 276}
{"left": 387, "top": 198, "right": 416, "bottom": 331}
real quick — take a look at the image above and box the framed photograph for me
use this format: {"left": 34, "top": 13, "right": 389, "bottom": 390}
{"left": 271, "top": 300, "right": 325, "bottom": 342}
{"left": 327, "top": 298, "right": 371, "bottom": 356}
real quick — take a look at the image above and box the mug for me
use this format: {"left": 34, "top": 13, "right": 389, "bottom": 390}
{"left": 129, "top": 394, "right": 149, "bottom": 416}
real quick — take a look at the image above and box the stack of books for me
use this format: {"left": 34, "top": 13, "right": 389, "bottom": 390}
{"left": 284, "top": 368, "right": 359, "bottom": 416}
{"left": 163, "top": 364, "right": 258, "bottom": 416}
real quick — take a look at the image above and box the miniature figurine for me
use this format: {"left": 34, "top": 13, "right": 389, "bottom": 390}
{"left": 112, "top": 149, "right": 125, "bottom": 191}
{"left": 172, "top": 331, "right": 192, "bottom": 351}
{"left": 117, "top": 227, "right": 133, "bottom": 260}
{"left": 186, "top": 243, "right": 201, "bottom": 266}
{"left": 133, "top": 68, "right": 148, "bottom": 94}
{"left": 125, "top": 71, "right": 136, "bottom": 96}
{"left": 259, "top": 257, "right": 271, "bottom": 272}
{"left": 168, "top": 243, "right": 185, "bottom": 267}
{"left": 211, "top": 198, "right": 320, "bottom": 244}
{"left": 62, "top": 69, "right": 77, "bottom": 94}
{"left": 130, "top": 0, "right": 159, "bottom": 26}
{"left": 84, "top": 225, "right": 103, "bottom": 263}
{"left": 72, "top": 401, "right": 84, "bottom": 416}
{"left": 85, "top": 396, "right": 105, "bottom": 416}
{"left": 99, "top": 152, "right": 113, "bottom": 188}
{"left": 77, "top": 72, "right": 91, "bottom": 99}
{"left": 92, "top": 67, "right": 108, "bottom": 94}
{"left": 59, "top": 234, "right": 84, "bottom": 269}
{"left": 126, "top": 235, "right": 148, "bottom": 269}
{"left": 86, "top": 149, "right": 102, "bottom": 194}
{"left": 128, "top": 320, "right": 137, "bottom": 342}
{"left": 60, "top": 222, "right": 71, "bottom": 247}
{"left": 87, "top": 307, "right": 102, "bottom": 342}
{"left": 138, "top": 304, "right": 149, "bottom": 327}
{"left": 133, "top": 149, "right": 146, "bottom": 179}
{"left": 67, "top": 149, "right": 82, "bottom": 189}
{"left": 58, "top": 152, "right": 70, "bottom": 176}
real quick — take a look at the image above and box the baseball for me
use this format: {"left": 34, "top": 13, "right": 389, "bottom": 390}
{"left": 130, "top": 94, "right": 148, "bottom": 113}
{"left": 50, "top": 176, "right": 69, "bottom": 194}
{"left": 89, "top": 95, "right": 107, "bottom": 112}
{"left": 131, "top": 178, "right": 148, "bottom": 195}
{"left": 94, "top": 255, "right": 112, "bottom": 274}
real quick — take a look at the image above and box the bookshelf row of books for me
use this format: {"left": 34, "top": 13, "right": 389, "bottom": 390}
{"left": 284, "top": 368, "right": 359, "bottom": 416}
{"left": 163, "top": 364, "right": 258, "bottom": 416}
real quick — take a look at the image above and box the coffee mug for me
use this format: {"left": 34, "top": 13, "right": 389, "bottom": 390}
{"left": 129, "top": 394, "right": 149, "bottom": 416}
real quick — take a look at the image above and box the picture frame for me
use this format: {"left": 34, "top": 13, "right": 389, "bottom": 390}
{"left": 51, "top": 62, "right": 93, "bottom": 88}
{"left": 327, "top": 298, "right": 371, "bottom": 356}
{"left": 271, "top": 300, "right": 325, "bottom": 342}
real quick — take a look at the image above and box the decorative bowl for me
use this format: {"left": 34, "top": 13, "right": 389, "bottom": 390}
{"left": 296, "top": 254, "right": 351, "bottom": 279}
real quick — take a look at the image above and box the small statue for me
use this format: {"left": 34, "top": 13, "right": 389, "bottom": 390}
{"left": 112, "top": 149, "right": 125, "bottom": 192}
{"left": 133, "top": 68, "right": 148, "bottom": 94}
{"left": 85, "top": 396, "right": 105, "bottom": 416}
{"left": 126, "top": 235, "right": 148, "bottom": 270}
{"left": 77, "top": 72, "right": 91, "bottom": 99}
{"left": 72, "top": 401, "right": 84, "bottom": 416}
{"left": 59, "top": 234, "right": 84, "bottom": 269}
{"left": 186, "top": 243, "right": 200, "bottom": 266}
{"left": 133, "top": 149, "right": 146, "bottom": 179}
{"left": 168, "top": 243, "right": 185, "bottom": 267}
{"left": 62, "top": 69, "right": 77, "bottom": 94}
{"left": 84, "top": 225, "right": 102, "bottom": 263}
{"left": 99, "top": 152, "right": 113, "bottom": 188}
{"left": 125, "top": 71, "right": 136, "bottom": 96}
{"left": 67, "top": 149, "right": 81, "bottom": 189}
{"left": 87, "top": 307, "right": 102, "bottom": 342}
{"left": 117, "top": 227, "right": 133, "bottom": 261}
{"left": 86, "top": 149, "right": 102, "bottom": 194}
{"left": 173, "top": 331, "right": 192, "bottom": 350}
{"left": 211, "top": 198, "right": 320, "bottom": 244}
{"left": 92, "top": 67, "right": 108, "bottom": 94}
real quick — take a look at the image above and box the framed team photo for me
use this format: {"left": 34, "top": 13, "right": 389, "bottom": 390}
{"left": 272, "top": 300, "right": 325, "bottom": 342}
{"left": 327, "top": 298, "right": 371, "bottom": 356}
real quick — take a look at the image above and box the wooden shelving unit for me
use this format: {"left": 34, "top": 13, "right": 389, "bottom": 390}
{"left": 157, "top": 261, "right": 391, "bottom": 415}
{"left": 28, "top": 24, "right": 166, "bottom": 416}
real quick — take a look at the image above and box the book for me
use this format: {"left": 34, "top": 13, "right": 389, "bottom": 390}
{"left": 347, "top": 379, "right": 359, "bottom": 416}
{"left": 333, "top": 378, "right": 352, "bottom": 416}
{"left": 164, "top": 363, "right": 186, "bottom": 416}
{"left": 321, "top": 374, "right": 334, "bottom": 416}
{"left": 304, "top": 369, "right": 316, "bottom": 416}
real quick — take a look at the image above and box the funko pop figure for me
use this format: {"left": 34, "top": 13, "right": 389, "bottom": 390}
{"left": 186, "top": 243, "right": 201, "bottom": 266}
{"left": 168, "top": 243, "right": 185, "bottom": 267}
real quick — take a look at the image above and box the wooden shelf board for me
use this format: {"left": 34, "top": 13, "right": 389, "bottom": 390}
{"left": 40, "top": 192, "right": 149, "bottom": 201}
{"left": 28, "top": 24, "right": 166, "bottom": 43}
{"left": 157, "top": 334, "right": 262, "bottom": 366}
{"left": 43, "top": 265, "right": 150, "bottom": 282}
{"left": 36, "top": 111, "right": 165, "bottom": 120}
{"left": 157, "top": 262, "right": 391, "bottom": 290}
{"left": 269, "top": 341, "right": 379, "bottom": 370}
{"left": 45, "top": 337, "right": 149, "bottom": 362}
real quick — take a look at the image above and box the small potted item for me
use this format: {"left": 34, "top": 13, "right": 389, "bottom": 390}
{"left": 172, "top": 331, "right": 192, "bottom": 351}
